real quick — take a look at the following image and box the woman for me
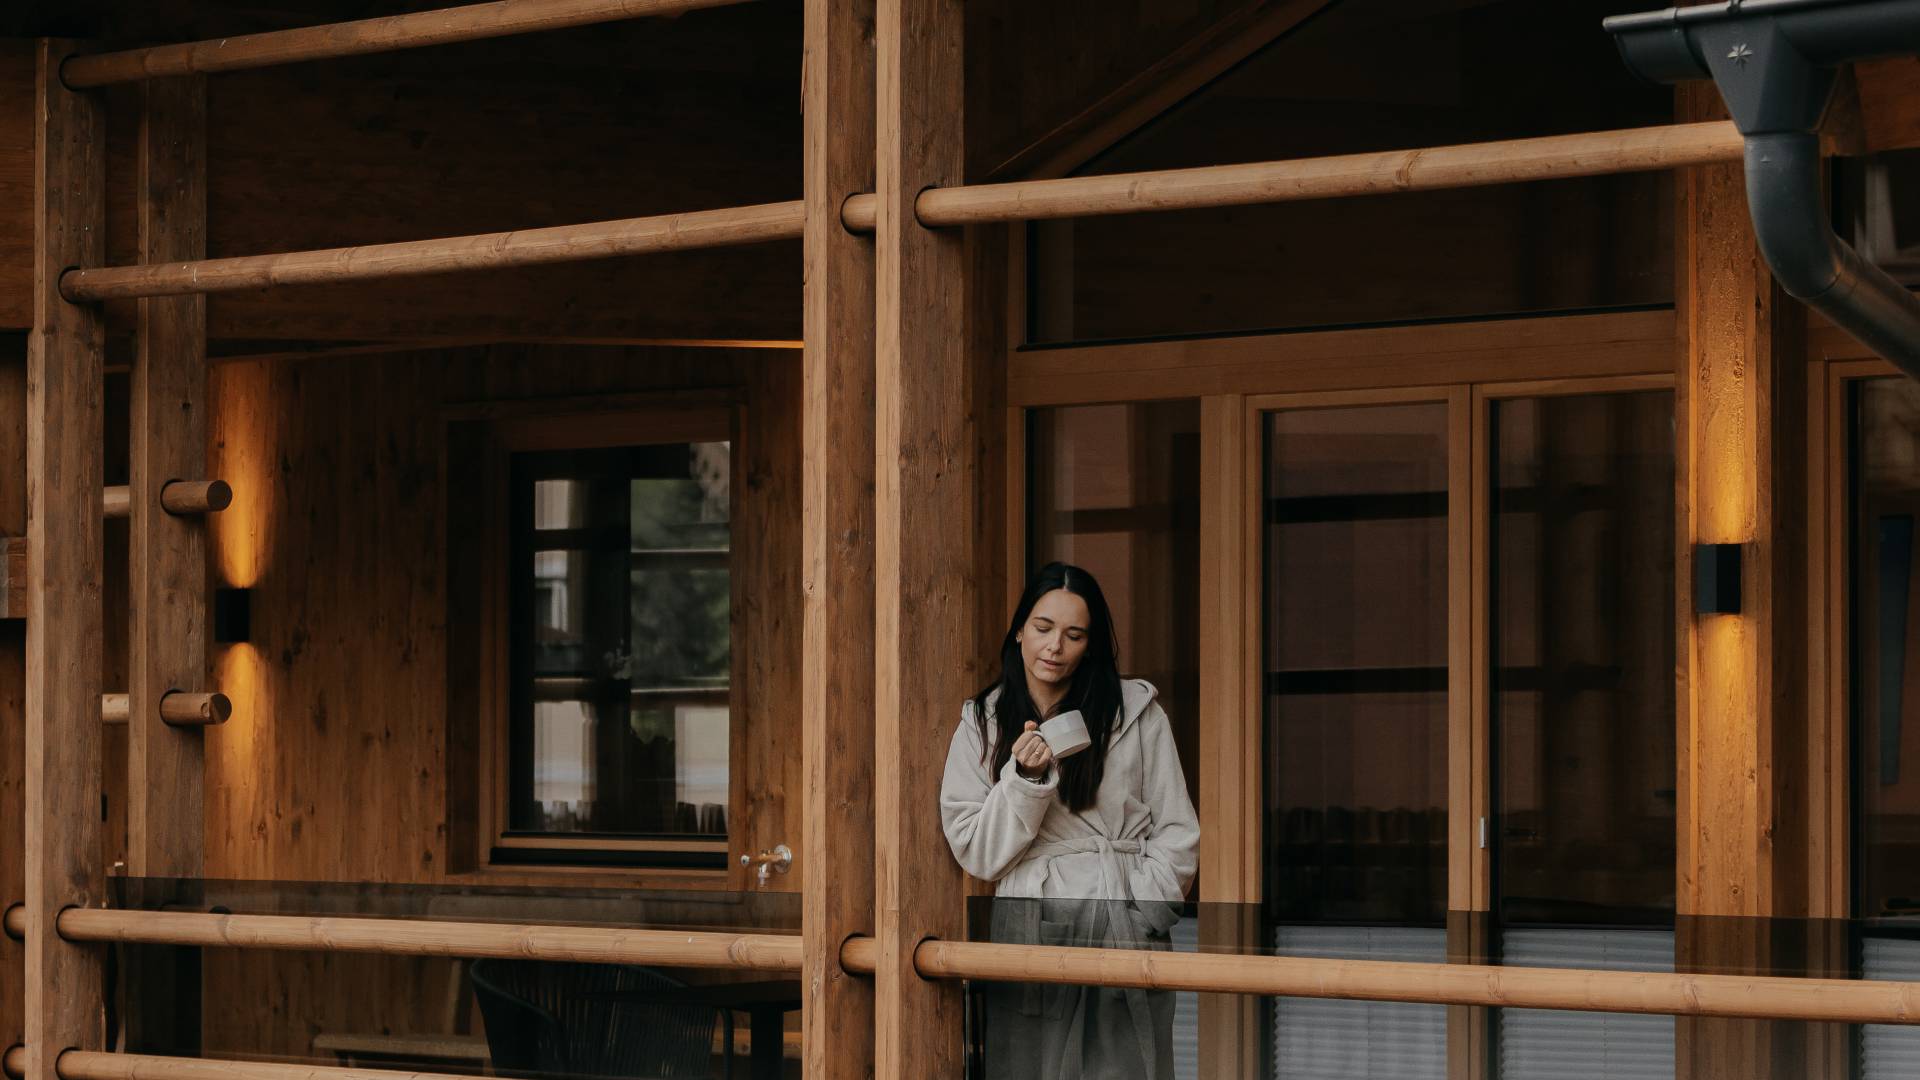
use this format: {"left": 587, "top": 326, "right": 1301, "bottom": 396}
{"left": 941, "top": 562, "right": 1199, "bottom": 1080}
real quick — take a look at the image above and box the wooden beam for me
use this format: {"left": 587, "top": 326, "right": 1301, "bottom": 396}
{"left": 61, "top": 201, "right": 806, "bottom": 302}
{"left": 987, "top": 0, "right": 1333, "bottom": 180}
{"left": 59, "top": 0, "right": 756, "bottom": 87}
{"left": 25, "top": 37, "right": 108, "bottom": 1080}
{"left": 799, "top": 0, "right": 877, "bottom": 1074}
{"left": 129, "top": 73, "right": 210, "bottom": 879}
{"left": 841, "top": 121, "right": 1746, "bottom": 229}
{"left": 874, "top": 0, "right": 968, "bottom": 1074}
{"left": 1855, "top": 56, "right": 1920, "bottom": 153}
{"left": 40, "top": 908, "right": 804, "bottom": 969}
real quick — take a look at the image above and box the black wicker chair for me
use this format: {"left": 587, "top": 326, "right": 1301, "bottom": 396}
{"left": 470, "top": 958, "right": 730, "bottom": 1080}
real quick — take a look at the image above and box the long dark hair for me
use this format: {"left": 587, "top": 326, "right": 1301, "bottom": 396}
{"left": 972, "top": 562, "right": 1123, "bottom": 812}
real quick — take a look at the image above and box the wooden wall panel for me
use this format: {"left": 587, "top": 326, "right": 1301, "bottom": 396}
{"left": 201, "top": 342, "right": 802, "bottom": 1057}
{"left": 0, "top": 13, "right": 804, "bottom": 344}
{"left": 0, "top": 334, "right": 26, "bottom": 1063}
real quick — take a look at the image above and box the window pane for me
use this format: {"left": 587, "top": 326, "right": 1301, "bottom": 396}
{"left": 1027, "top": 401, "right": 1203, "bottom": 817}
{"left": 508, "top": 441, "right": 731, "bottom": 851}
{"left": 1492, "top": 392, "right": 1676, "bottom": 925}
{"left": 1027, "top": 0, "right": 1671, "bottom": 344}
{"left": 1490, "top": 391, "right": 1675, "bottom": 1080}
{"left": 1264, "top": 403, "right": 1448, "bottom": 925}
{"left": 1852, "top": 377, "right": 1920, "bottom": 918}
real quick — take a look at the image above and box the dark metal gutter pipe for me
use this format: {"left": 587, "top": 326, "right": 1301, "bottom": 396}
{"left": 1605, "top": 0, "right": 1920, "bottom": 377}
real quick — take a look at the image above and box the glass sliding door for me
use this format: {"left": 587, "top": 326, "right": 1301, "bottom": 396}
{"left": 1488, "top": 388, "right": 1676, "bottom": 1080}
{"left": 1261, "top": 400, "right": 1451, "bottom": 1080}
{"left": 1848, "top": 375, "right": 1920, "bottom": 1079}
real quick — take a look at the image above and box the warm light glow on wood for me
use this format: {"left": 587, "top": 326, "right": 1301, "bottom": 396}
{"left": 210, "top": 366, "right": 270, "bottom": 589}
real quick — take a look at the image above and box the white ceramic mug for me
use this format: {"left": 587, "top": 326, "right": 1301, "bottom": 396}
{"left": 1039, "top": 710, "right": 1092, "bottom": 759}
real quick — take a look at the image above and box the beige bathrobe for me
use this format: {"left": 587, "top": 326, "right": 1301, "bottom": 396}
{"left": 941, "top": 679, "right": 1200, "bottom": 1080}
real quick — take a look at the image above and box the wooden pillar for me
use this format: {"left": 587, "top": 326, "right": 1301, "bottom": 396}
{"left": 128, "top": 74, "right": 209, "bottom": 878}
{"left": 1196, "top": 393, "right": 1259, "bottom": 1080}
{"left": 25, "top": 37, "right": 108, "bottom": 1080}
{"left": 874, "top": 0, "right": 969, "bottom": 1075}
{"left": 121, "top": 73, "right": 210, "bottom": 1057}
{"left": 800, "top": 0, "right": 878, "bottom": 1076}
{"left": 1674, "top": 83, "right": 1810, "bottom": 1080}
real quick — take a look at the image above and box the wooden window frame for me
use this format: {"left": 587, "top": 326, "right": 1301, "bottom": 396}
{"left": 1006, "top": 317, "right": 1675, "bottom": 1080}
{"left": 446, "top": 391, "right": 748, "bottom": 880}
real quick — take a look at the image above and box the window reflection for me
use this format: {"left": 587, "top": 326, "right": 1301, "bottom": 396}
{"left": 1490, "top": 390, "right": 1676, "bottom": 1080}
{"left": 1027, "top": 401, "right": 1202, "bottom": 811}
{"left": 1264, "top": 403, "right": 1449, "bottom": 924}
{"left": 1262, "top": 402, "right": 1450, "bottom": 1080}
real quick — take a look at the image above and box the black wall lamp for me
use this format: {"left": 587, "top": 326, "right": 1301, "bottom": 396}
{"left": 1695, "top": 543, "right": 1743, "bottom": 616}
{"left": 214, "top": 587, "right": 252, "bottom": 644}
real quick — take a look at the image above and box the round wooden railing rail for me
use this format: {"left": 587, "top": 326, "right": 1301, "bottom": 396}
{"left": 6, "top": 1050, "right": 480, "bottom": 1080}
{"left": 60, "top": 0, "right": 756, "bottom": 87}
{"left": 839, "top": 121, "right": 1745, "bottom": 231}
{"left": 101, "top": 692, "right": 233, "bottom": 727}
{"left": 836, "top": 935, "right": 1920, "bottom": 1026}
{"left": 102, "top": 481, "right": 231, "bottom": 520}
{"left": 44, "top": 908, "right": 804, "bottom": 971}
{"left": 60, "top": 201, "right": 805, "bottom": 303}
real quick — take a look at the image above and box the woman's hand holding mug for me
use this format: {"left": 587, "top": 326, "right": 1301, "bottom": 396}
{"left": 1012, "top": 720, "right": 1056, "bottom": 780}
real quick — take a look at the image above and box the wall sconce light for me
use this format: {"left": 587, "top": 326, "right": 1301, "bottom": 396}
{"left": 214, "top": 587, "right": 251, "bottom": 644}
{"left": 1694, "top": 543, "right": 1743, "bottom": 616}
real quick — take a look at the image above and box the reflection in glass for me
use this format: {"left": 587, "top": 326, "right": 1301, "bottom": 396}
{"left": 1023, "top": 401, "right": 1202, "bottom": 1077}
{"left": 508, "top": 442, "right": 731, "bottom": 855}
{"left": 1264, "top": 403, "right": 1449, "bottom": 923}
{"left": 1263, "top": 402, "right": 1450, "bottom": 1079}
{"left": 1851, "top": 377, "right": 1920, "bottom": 1077}
{"left": 1026, "top": 0, "right": 1671, "bottom": 344}
{"left": 1028, "top": 401, "right": 1203, "bottom": 817}
{"left": 1491, "top": 391, "right": 1675, "bottom": 1080}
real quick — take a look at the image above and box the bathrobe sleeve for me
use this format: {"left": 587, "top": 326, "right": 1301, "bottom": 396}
{"left": 941, "top": 703, "right": 1058, "bottom": 882}
{"left": 1136, "top": 702, "right": 1201, "bottom": 900}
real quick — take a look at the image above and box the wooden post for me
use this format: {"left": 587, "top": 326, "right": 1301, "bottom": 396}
{"left": 25, "top": 38, "right": 108, "bottom": 1080}
{"left": 129, "top": 73, "right": 210, "bottom": 879}
{"left": 800, "top": 0, "right": 877, "bottom": 1077}
{"left": 1673, "top": 83, "right": 1810, "bottom": 1080}
{"left": 1196, "top": 393, "right": 1261, "bottom": 1080}
{"left": 874, "top": 0, "right": 969, "bottom": 1074}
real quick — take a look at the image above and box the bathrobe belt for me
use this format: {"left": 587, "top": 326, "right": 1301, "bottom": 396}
{"left": 1022, "top": 835, "right": 1160, "bottom": 1073}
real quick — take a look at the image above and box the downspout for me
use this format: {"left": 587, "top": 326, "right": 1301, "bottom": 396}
{"left": 1606, "top": 0, "right": 1920, "bottom": 378}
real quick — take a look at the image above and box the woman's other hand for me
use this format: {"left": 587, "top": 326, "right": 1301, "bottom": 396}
{"left": 1012, "top": 720, "right": 1056, "bottom": 780}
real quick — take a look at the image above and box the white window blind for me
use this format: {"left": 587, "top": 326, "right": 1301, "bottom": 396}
{"left": 1496, "top": 928, "right": 1674, "bottom": 1080}
{"left": 1859, "top": 934, "right": 1920, "bottom": 1079}
{"left": 1268, "top": 925, "right": 1448, "bottom": 1080}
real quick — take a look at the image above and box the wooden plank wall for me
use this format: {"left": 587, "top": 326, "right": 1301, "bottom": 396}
{"left": 0, "top": 14, "right": 805, "bottom": 344}
{"left": 200, "top": 342, "right": 801, "bottom": 1058}
{"left": 0, "top": 333, "right": 25, "bottom": 1067}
